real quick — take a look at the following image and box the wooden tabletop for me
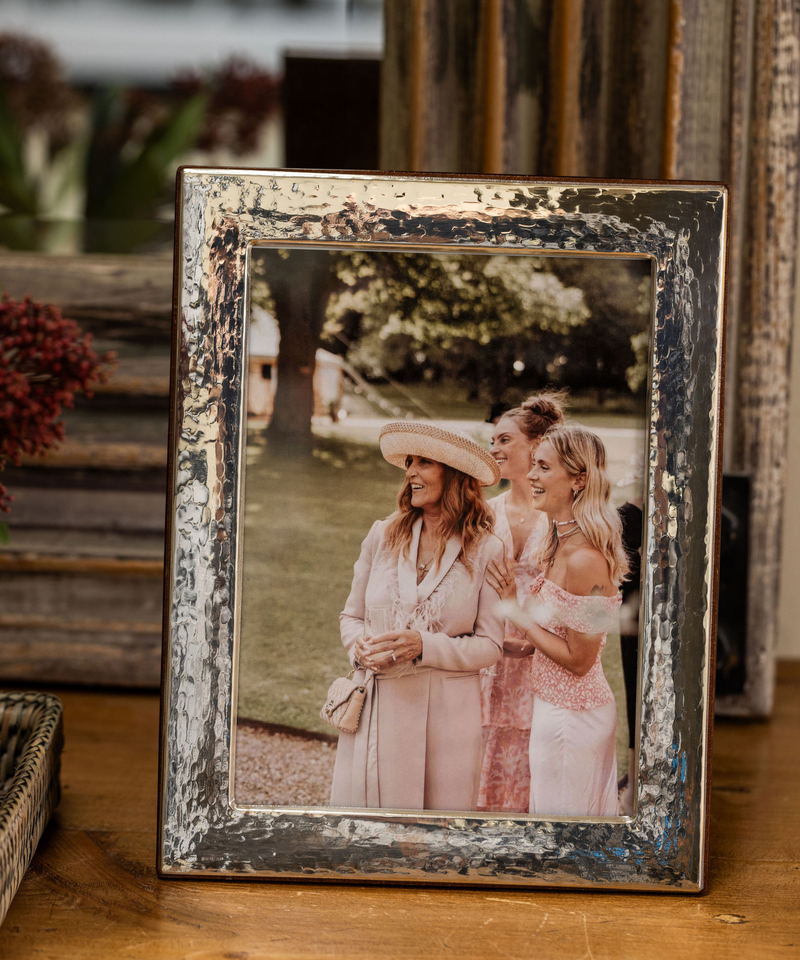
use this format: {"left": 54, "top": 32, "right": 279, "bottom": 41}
{"left": 2, "top": 665, "right": 799, "bottom": 959}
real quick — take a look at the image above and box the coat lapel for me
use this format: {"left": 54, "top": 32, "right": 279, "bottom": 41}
{"left": 397, "top": 517, "right": 421, "bottom": 617}
{"left": 417, "top": 533, "right": 461, "bottom": 605}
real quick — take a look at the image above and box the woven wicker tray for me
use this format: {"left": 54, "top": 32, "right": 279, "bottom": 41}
{"left": 0, "top": 692, "right": 63, "bottom": 927}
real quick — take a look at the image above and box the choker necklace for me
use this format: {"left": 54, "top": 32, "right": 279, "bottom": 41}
{"left": 556, "top": 524, "right": 581, "bottom": 540}
{"left": 554, "top": 517, "right": 577, "bottom": 527}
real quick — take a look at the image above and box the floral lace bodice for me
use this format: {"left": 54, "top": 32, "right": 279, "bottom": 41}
{"left": 490, "top": 492, "right": 545, "bottom": 594}
{"left": 528, "top": 574, "right": 621, "bottom": 711}
{"left": 489, "top": 492, "right": 549, "bottom": 647}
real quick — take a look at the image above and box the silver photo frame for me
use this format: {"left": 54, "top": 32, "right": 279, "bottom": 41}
{"left": 158, "top": 169, "right": 726, "bottom": 891}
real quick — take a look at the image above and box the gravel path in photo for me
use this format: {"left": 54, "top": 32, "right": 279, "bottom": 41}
{"left": 234, "top": 721, "right": 337, "bottom": 807}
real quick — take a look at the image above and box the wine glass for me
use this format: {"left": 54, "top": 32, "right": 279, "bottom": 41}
{"left": 366, "top": 605, "right": 392, "bottom": 641}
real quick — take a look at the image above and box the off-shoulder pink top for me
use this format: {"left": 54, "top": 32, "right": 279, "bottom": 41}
{"left": 528, "top": 573, "right": 622, "bottom": 711}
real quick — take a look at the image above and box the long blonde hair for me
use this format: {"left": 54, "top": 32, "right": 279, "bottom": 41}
{"left": 537, "top": 424, "right": 629, "bottom": 586}
{"left": 384, "top": 462, "right": 494, "bottom": 574}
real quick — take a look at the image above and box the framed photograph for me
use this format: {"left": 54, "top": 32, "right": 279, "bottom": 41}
{"left": 158, "top": 169, "right": 726, "bottom": 891}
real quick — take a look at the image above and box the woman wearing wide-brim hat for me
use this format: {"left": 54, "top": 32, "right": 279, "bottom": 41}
{"left": 330, "top": 421, "right": 506, "bottom": 812}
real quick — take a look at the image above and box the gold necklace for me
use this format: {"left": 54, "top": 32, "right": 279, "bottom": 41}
{"left": 509, "top": 501, "right": 534, "bottom": 525}
{"left": 419, "top": 520, "right": 441, "bottom": 572}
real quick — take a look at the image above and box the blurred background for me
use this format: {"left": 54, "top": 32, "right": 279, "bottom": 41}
{"left": 0, "top": 0, "right": 797, "bottom": 719}
{"left": 0, "top": 0, "right": 383, "bottom": 692}
{"left": 0, "top": 0, "right": 382, "bottom": 257}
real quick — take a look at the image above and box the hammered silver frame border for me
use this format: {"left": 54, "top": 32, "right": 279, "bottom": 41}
{"left": 158, "top": 169, "right": 726, "bottom": 891}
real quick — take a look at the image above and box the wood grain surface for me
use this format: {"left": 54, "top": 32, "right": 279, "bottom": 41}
{"left": 380, "top": 0, "right": 799, "bottom": 718}
{"left": 0, "top": 252, "right": 173, "bottom": 341}
{"left": 730, "top": 0, "right": 800, "bottom": 716}
{"left": 0, "top": 664, "right": 797, "bottom": 959}
{"left": 0, "top": 251, "right": 172, "bottom": 689}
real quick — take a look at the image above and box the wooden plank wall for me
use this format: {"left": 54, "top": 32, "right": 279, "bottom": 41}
{"left": 381, "top": 0, "right": 800, "bottom": 715}
{"left": 0, "top": 254, "right": 173, "bottom": 688}
{"left": 733, "top": 0, "right": 800, "bottom": 713}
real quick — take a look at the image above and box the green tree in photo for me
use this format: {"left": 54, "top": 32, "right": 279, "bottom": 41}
{"left": 252, "top": 248, "right": 347, "bottom": 452}
{"left": 250, "top": 248, "right": 590, "bottom": 444}
{"left": 251, "top": 250, "right": 651, "bottom": 447}
{"left": 546, "top": 258, "right": 652, "bottom": 405}
{"left": 325, "top": 251, "right": 589, "bottom": 402}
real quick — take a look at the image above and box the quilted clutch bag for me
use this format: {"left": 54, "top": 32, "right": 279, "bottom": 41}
{"left": 320, "top": 668, "right": 372, "bottom": 734}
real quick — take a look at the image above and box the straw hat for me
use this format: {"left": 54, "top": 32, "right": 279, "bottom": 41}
{"left": 379, "top": 421, "right": 500, "bottom": 486}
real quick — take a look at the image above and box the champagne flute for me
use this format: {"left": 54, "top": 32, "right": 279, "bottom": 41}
{"left": 364, "top": 605, "right": 393, "bottom": 672}
{"left": 366, "top": 605, "right": 392, "bottom": 641}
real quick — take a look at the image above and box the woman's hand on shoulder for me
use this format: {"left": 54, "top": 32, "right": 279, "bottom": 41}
{"left": 564, "top": 546, "right": 616, "bottom": 598}
{"left": 486, "top": 555, "right": 518, "bottom": 600}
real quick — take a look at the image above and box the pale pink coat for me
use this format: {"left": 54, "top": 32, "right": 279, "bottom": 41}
{"left": 330, "top": 517, "right": 505, "bottom": 811}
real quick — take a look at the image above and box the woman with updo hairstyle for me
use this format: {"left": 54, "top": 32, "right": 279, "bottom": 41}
{"left": 478, "top": 392, "right": 565, "bottom": 813}
{"left": 487, "top": 423, "right": 628, "bottom": 817}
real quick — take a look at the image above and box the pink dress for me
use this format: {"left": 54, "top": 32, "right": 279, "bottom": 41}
{"left": 477, "top": 493, "right": 547, "bottom": 813}
{"left": 526, "top": 574, "right": 622, "bottom": 817}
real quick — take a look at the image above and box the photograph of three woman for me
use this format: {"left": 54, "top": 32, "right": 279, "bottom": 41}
{"left": 330, "top": 395, "right": 633, "bottom": 819}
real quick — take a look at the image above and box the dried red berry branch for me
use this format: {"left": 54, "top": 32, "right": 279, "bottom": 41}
{"left": 0, "top": 294, "right": 116, "bottom": 510}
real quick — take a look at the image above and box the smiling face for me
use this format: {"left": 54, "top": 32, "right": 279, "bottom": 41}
{"left": 527, "top": 439, "right": 584, "bottom": 517}
{"left": 490, "top": 415, "right": 539, "bottom": 482}
{"left": 404, "top": 455, "right": 446, "bottom": 512}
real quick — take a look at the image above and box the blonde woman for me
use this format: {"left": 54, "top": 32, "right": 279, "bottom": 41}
{"left": 330, "top": 422, "right": 505, "bottom": 812}
{"left": 478, "top": 394, "right": 564, "bottom": 813}
{"left": 487, "top": 424, "right": 627, "bottom": 817}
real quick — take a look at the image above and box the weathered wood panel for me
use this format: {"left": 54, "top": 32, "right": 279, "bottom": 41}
{"left": 0, "top": 628, "right": 162, "bottom": 687}
{"left": 383, "top": 0, "right": 672, "bottom": 180}
{"left": 0, "top": 251, "right": 172, "bottom": 688}
{"left": 381, "top": 0, "right": 798, "bottom": 715}
{"left": 0, "top": 482, "right": 167, "bottom": 689}
{"left": 379, "top": 0, "right": 415, "bottom": 171}
{"left": 723, "top": 0, "right": 757, "bottom": 470}
{"left": 549, "top": 0, "right": 584, "bottom": 176}
{"left": 548, "top": 0, "right": 672, "bottom": 179}
{"left": 604, "top": 0, "right": 670, "bottom": 179}
{"left": 2, "top": 488, "right": 165, "bottom": 533}
{"left": 0, "top": 563, "right": 163, "bottom": 687}
{"left": 380, "top": 0, "right": 485, "bottom": 172}
{"left": 724, "top": 0, "right": 800, "bottom": 714}
{"left": 662, "top": 0, "right": 734, "bottom": 180}
{"left": 0, "top": 252, "right": 173, "bottom": 340}
{"left": 492, "top": 0, "right": 553, "bottom": 175}
{"left": 423, "top": 0, "right": 486, "bottom": 173}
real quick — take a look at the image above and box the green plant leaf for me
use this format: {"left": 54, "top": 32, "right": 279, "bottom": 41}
{"left": 98, "top": 92, "right": 208, "bottom": 220}
{"left": 0, "top": 84, "right": 38, "bottom": 215}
